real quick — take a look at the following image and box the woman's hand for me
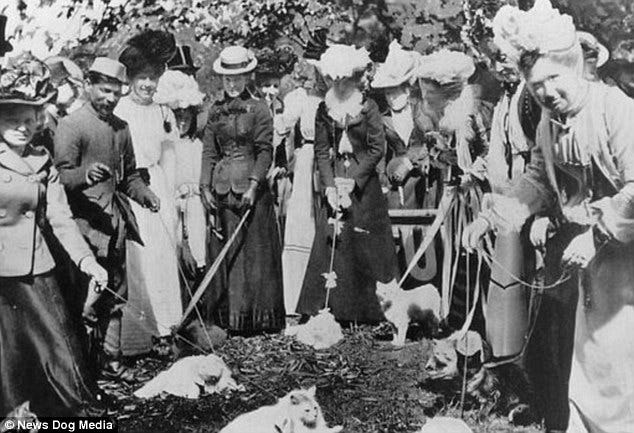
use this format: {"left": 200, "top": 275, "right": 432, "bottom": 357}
{"left": 562, "top": 229, "right": 596, "bottom": 269}
{"left": 325, "top": 186, "right": 339, "bottom": 212}
{"left": 241, "top": 180, "right": 259, "bottom": 209}
{"left": 462, "top": 216, "right": 491, "bottom": 252}
{"left": 200, "top": 185, "right": 216, "bottom": 213}
{"left": 79, "top": 257, "right": 108, "bottom": 325}
{"left": 530, "top": 217, "right": 554, "bottom": 250}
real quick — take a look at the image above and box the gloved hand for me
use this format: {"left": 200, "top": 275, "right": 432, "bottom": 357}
{"left": 241, "top": 180, "right": 259, "bottom": 209}
{"left": 142, "top": 190, "right": 161, "bottom": 212}
{"left": 325, "top": 186, "right": 339, "bottom": 212}
{"left": 530, "top": 217, "right": 554, "bottom": 250}
{"left": 388, "top": 156, "right": 414, "bottom": 184}
{"left": 86, "top": 162, "right": 112, "bottom": 185}
{"left": 462, "top": 216, "right": 491, "bottom": 252}
{"left": 562, "top": 229, "right": 596, "bottom": 269}
{"left": 200, "top": 185, "right": 216, "bottom": 213}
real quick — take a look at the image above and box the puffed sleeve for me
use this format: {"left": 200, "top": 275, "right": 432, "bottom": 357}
{"left": 249, "top": 101, "right": 274, "bottom": 184}
{"left": 45, "top": 166, "right": 93, "bottom": 265}
{"left": 354, "top": 99, "right": 386, "bottom": 191}
{"left": 590, "top": 86, "right": 634, "bottom": 243}
{"left": 54, "top": 117, "right": 90, "bottom": 190}
{"left": 200, "top": 106, "right": 219, "bottom": 188}
{"left": 314, "top": 102, "right": 335, "bottom": 190}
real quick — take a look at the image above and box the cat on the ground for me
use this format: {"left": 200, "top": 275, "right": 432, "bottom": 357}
{"left": 219, "top": 386, "right": 343, "bottom": 433}
{"left": 375, "top": 279, "right": 441, "bottom": 346}
{"left": 134, "top": 354, "right": 243, "bottom": 399}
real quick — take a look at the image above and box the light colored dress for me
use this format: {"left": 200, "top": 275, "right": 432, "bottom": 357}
{"left": 174, "top": 136, "right": 206, "bottom": 268}
{"left": 114, "top": 96, "right": 183, "bottom": 355}
{"left": 280, "top": 88, "right": 322, "bottom": 314}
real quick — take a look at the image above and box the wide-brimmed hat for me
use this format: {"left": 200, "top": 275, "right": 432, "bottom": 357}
{"left": 89, "top": 57, "right": 127, "bottom": 84}
{"left": 417, "top": 49, "right": 476, "bottom": 85}
{"left": 316, "top": 44, "right": 371, "bottom": 80}
{"left": 154, "top": 70, "right": 205, "bottom": 110}
{"left": 577, "top": 31, "right": 609, "bottom": 67}
{"left": 168, "top": 45, "right": 200, "bottom": 73}
{"left": 0, "top": 52, "right": 56, "bottom": 106}
{"left": 372, "top": 40, "right": 421, "bottom": 89}
{"left": 213, "top": 46, "right": 257, "bottom": 75}
{"left": 0, "top": 15, "right": 13, "bottom": 56}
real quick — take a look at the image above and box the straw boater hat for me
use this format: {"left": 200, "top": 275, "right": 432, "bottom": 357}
{"left": 316, "top": 44, "right": 371, "bottom": 80}
{"left": 89, "top": 57, "right": 128, "bottom": 84}
{"left": 577, "top": 31, "right": 609, "bottom": 67}
{"left": 0, "top": 52, "right": 56, "bottom": 105}
{"left": 213, "top": 46, "right": 257, "bottom": 75}
{"left": 372, "top": 40, "right": 421, "bottom": 89}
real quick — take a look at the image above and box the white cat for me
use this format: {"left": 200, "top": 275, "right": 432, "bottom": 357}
{"left": 219, "top": 386, "right": 343, "bottom": 433}
{"left": 134, "top": 354, "right": 243, "bottom": 399}
{"left": 375, "top": 279, "right": 441, "bottom": 346}
{"left": 416, "top": 416, "right": 473, "bottom": 433}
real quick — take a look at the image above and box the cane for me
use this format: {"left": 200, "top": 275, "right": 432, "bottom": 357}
{"left": 176, "top": 207, "right": 252, "bottom": 331}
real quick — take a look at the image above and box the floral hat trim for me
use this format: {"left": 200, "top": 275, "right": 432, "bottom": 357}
{"left": 416, "top": 49, "right": 475, "bottom": 85}
{"left": 154, "top": 70, "right": 205, "bottom": 110}
{"left": 0, "top": 52, "right": 56, "bottom": 105}
{"left": 316, "top": 44, "right": 371, "bottom": 80}
{"left": 492, "top": 0, "right": 578, "bottom": 67}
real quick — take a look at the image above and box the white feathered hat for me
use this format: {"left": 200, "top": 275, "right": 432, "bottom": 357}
{"left": 372, "top": 40, "right": 421, "bottom": 89}
{"left": 154, "top": 70, "right": 205, "bottom": 110}
{"left": 315, "top": 44, "right": 371, "bottom": 80}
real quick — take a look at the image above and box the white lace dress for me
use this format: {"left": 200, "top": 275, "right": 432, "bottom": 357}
{"left": 114, "top": 96, "right": 183, "bottom": 355}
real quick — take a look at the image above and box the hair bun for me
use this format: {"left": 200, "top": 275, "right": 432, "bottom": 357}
{"left": 126, "top": 29, "right": 176, "bottom": 64}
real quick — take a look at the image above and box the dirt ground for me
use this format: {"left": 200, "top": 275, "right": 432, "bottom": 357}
{"left": 109, "top": 326, "right": 542, "bottom": 433}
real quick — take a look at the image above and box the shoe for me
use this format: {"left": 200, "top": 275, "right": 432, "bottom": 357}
{"left": 101, "top": 360, "right": 137, "bottom": 384}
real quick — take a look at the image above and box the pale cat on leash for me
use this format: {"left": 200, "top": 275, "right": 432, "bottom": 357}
{"left": 219, "top": 386, "right": 343, "bottom": 433}
{"left": 375, "top": 279, "right": 442, "bottom": 346}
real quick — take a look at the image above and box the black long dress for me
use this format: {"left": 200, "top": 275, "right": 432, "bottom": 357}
{"left": 296, "top": 95, "right": 398, "bottom": 323}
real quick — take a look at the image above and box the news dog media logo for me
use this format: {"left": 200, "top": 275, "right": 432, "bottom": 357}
{"left": 1, "top": 417, "right": 117, "bottom": 432}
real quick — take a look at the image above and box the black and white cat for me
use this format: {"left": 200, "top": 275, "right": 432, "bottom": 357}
{"left": 219, "top": 386, "right": 343, "bottom": 433}
{"left": 375, "top": 279, "right": 441, "bottom": 346}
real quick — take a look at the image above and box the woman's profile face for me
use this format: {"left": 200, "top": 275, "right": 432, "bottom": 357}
{"left": 222, "top": 74, "right": 249, "bottom": 98}
{"left": 0, "top": 105, "right": 37, "bottom": 149}
{"left": 130, "top": 66, "right": 162, "bottom": 105}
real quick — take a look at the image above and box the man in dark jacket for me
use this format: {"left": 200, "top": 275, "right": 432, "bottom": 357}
{"left": 55, "top": 57, "right": 160, "bottom": 382}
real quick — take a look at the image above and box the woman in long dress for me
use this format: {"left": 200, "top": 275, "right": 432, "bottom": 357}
{"left": 200, "top": 46, "right": 285, "bottom": 333}
{"left": 467, "top": 2, "right": 634, "bottom": 431}
{"left": 0, "top": 54, "right": 107, "bottom": 416}
{"left": 279, "top": 60, "right": 325, "bottom": 315}
{"left": 154, "top": 70, "right": 207, "bottom": 284}
{"left": 296, "top": 45, "right": 398, "bottom": 323}
{"left": 116, "top": 30, "right": 183, "bottom": 355}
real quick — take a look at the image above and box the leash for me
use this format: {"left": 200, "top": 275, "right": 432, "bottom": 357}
{"left": 155, "top": 210, "right": 215, "bottom": 351}
{"left": 178, "top": 208, "right": 252, "bottom": 330}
